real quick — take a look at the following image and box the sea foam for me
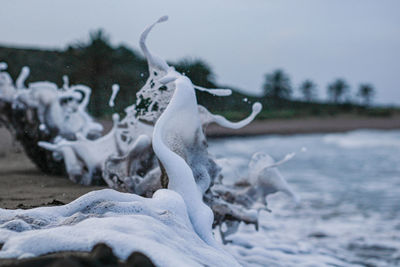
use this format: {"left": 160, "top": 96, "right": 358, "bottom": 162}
{"left": 0, "top": 189, "right": 239, "bottom": 267}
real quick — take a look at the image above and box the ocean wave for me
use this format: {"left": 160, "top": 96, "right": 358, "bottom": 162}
{"left": 323, "top": 130, "right": 400, "bottom": 149}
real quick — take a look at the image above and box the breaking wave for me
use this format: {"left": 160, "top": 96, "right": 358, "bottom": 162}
{"left": 323, "top": 130, "right": 400, "bottom": 149}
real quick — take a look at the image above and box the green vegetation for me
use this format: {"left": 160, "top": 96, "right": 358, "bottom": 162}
{"left": 1, "top": 30, "right": 397, "bottom": 120}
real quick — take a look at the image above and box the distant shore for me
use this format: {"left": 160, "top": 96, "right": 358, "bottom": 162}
{"left": 2, "top": 114, "right": 399, "bottom": 156}
{"left": 98, "top": 114, "right": 400, "bottom": 138}
{"left": 205, "top": 114, "right": 400, "bottom": 137}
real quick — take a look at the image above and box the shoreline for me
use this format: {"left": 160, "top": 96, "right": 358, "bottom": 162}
{"left": 0, "top": 114, "right": 399, "bottom": 210}
{"left": 205, "top": 114, "right": 400, "bottom": 137}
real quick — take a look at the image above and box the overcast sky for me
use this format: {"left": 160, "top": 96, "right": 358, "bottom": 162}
{"left": 1, "top": 0, "right": 399, "bottom": 105}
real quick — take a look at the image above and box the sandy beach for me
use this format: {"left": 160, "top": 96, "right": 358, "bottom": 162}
{"left": 0, "top": 129, "right": 106, "bottom": 210}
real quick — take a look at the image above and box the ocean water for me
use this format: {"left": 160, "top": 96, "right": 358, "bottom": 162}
{"left": 209, "top": 130, "right": 400, "bottom": 267}
{"left": 1, "top": 130, "right": 399, "bottom": 266}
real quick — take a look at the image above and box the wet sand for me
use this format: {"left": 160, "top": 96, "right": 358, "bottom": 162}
{"left": 0, "top": 129, "right": 105, "bottom": 210}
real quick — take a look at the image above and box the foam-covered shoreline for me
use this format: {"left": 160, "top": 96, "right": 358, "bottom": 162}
{"left": 0, "top": 189, "right": 239, "bottom": 266}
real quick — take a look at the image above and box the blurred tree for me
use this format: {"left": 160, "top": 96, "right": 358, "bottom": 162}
{"left": 66, "top": 30, "right": 115, "bottom": 116}
{"left": 299, "top": 79, "right": 317, "bottom": 102}
{"left": 173, "top": 58, "right": 217, "bottom": 88}
{"left": 357, "top": 83, "right": 375, "bottom": 106}
{"left": 263, "top": 69, "right": 292, "bottom": 100}
{"left": 65, "top": 30, "right": 148, "bottom": 116}
{"left": 327, "top": 79, "right": 349, "bottom": 103}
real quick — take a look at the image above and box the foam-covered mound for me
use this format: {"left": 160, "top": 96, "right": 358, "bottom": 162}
{"left": 0, "top": 189, "right": 239, "bottom": 267}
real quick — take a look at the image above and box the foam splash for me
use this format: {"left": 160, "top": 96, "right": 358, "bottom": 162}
{"left": 152, "top": 69, "right": 219, "bottom": 248}
{"left": 108, "top": 84, "right": 120, "bottom": 107}
{"left": 199, "top": 102, "right": 262, "bottom": 130}
{"left": 0, "top": 15, "right": 305, "bottom": 266}
{"left": 15, "top": 66, "right": 30, "bottom": 89}
{"left": 194, "top": 85, "right": 232, "bottom": 96}
{"left": 0, "top": 189, "right": 239, "bottom": 266}
{"left": 62, "top": 75, "right": 69, "bottom": 90}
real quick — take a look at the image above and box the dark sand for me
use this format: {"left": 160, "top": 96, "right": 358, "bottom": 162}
{"left": 0, "top": 129, "right": 105, "bottom": 210}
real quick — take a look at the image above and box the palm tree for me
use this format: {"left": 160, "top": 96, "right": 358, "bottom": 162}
{"left": 299, "top": 79, "right": 317, "bottom": 102}
{"left": 357, "top": 83, "right": 375, "bottom": 106}
{"left": 263, "top": 69, "right": 292, "bottom": 100}
{"left": 327, "top": 79, "right": 349, "bottom": 103}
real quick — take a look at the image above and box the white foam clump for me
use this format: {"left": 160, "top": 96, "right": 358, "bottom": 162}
{"left": 11, "top": 75, "right": 103, "bottom": 139}
{"left": 38, "top": 114, "right": 121, "bottom": 185}
{"left": 0, "top": 189, "right": 239, "bottom": 266}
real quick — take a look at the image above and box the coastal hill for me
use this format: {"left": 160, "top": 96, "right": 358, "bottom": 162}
{"left": 1, "top": 30, "right": 398, "bottom": 123}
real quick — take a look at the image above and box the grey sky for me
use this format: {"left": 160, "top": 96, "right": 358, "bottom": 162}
{"left": 1, "top": 0, "right": 399, "bottom": 105}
